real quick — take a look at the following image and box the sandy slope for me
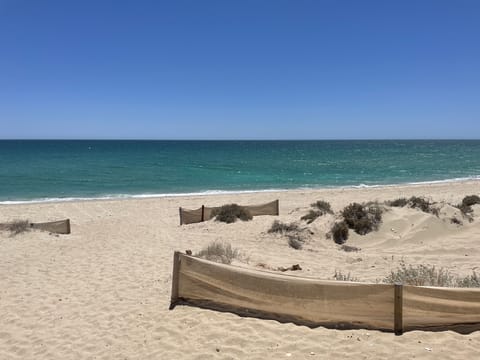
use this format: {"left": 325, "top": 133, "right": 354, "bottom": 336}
{"left": 1, "top": 181, "right": 479, "bottom": 359}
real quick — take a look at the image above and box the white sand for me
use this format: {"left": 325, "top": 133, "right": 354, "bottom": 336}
{"left": 1, "top": 181, "right": 479, "bottom": 359}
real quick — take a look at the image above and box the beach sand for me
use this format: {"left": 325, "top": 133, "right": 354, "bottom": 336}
{"left": 1, "top": 181, "right": 480, "bottom": 359}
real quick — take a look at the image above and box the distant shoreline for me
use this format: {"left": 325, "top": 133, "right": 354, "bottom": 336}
{"left": 2, "top": 177, "right": 479, "bottom": 205}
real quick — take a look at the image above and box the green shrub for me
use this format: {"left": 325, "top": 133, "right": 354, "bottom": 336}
{"left": 408, "top": 196, "right": 439, "bottom": 216}
{"left": 341, "top": 203, "right": 382, "bottom": 235}
{"left": 462, "top": 195, "right": 480, "bottom": 207}
{"left": 268, "top": 220, "right": 300, "bottom": 234}
{"left": 300, "top": 210, "right": 322, "bottom": 224}
{"left": 311, "top": 200, "right": 333, "bottom": 214}
{"left": 331, "top": 221, "right": 349, "bottom": 244}
{"left": 195, "top": 241, "right": 240, "bottom": 264}
{"left": 387, "top": 198, "right": 408, "bottom": 207}
{"left": 212, "top": 204, "right": 252, "bottom": 223}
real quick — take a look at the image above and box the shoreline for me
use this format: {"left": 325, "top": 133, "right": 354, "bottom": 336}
{"left": 2, "top": 177, "right": 480, "bottom": 205}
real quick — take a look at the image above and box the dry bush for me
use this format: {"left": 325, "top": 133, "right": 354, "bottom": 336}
{"left": 383, "top": 262, "right": 480, "bottom": 288}
{"left": 462, "top": 195, "right": 480, "bottom": 207}
{"left": 331, "top": 221, "right": 349, "bottom": 245}
{"left": 341, "top": 202, "right": 382, "bottom": 235}
{"left": 311, "top": 200, "right": 333, "bottom": 214}
{"left": 455, "top": 195, "right": 480, "bottom": 220}
{"left": 5, "top": 220, "right": 30, "bottom": 235}
{"left": 195, "top": 241, "right": 241, "bottom": 264}
{"left": 212, "top": 204, "right": 252, "bottom": 224}
{"left": 450, "top": 217, "right": 463, "bottom": 225}
{"left": 408, "top": 196, "right": 439, "bottom": 216}
{"left": 300, "top": 210, "right": 322, "bottom": 224}
{"left": 268, "top": 220, "right": 300, "bottom": 234}
{"left": 386, "top": 198, "right": 408, "bottom": 207}
{"left": 456, "top": 272, "right": 480, "bottom": 288}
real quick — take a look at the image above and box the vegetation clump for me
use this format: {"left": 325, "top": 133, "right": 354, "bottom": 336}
{"left": 268, "top": 220, "right": 300, "bottom": 234}
{"left": 450, "top": 217, "right": 463, "bottom": 226}
{"left": 341, "top": 202, "right": 382, "bottom": 235}
{"left": 195, "top": 241, "right": 241, "bottom": 264}
{"left": 462, "top": 195, "right": 480, "bottom": 207}
{"left": 212, "top": 204, "right": 252, "bottom": 224}
{"left": 383, "top": 262, "right": 480, "bottom": 288}
{"left": 407, "top": 196, "right": 439, "bottom": 216}
{"left": 387, "top": 198, "right": 408, "bottom": 207}
{"left": 330, "top": 221, "right": 349, "bottom": 245}
{"left": 333, "top": 270, "right": 358, "bottom": 282}
{"left": 4, "top": 220, "right": 30, "bottom": 235}
{"left": 300, "top": 200, "right": 333, "bottom": 224}
{"left": 456, "top": 195, "right": 480, "bottom": 220}
{"left": 311, "top": 200, "right": 333, "bottom": 214}
{"left": 301, "top": 210, "right": 322, "bottom": 224}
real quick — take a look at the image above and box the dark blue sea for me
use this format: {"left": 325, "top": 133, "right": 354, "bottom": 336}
{"left": 1, "top": 140, "right": 480, "bottom": 203}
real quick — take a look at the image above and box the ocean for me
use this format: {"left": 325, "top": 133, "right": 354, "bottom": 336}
{"left": 1, "top": 140, "right": 480, "bottom": 203}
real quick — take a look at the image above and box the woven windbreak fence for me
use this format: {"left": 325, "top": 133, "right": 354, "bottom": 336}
{"left": 0, "top": 219, "right": 71, "bottom": 234}
{"left": 179, "top": 200, "right": 279, "bottom": 225}
{"left": 31, "top": 219, "right": 71, "bottom": 234}
{"left": 170, "top": 252, "right": 480, "bottom": 334}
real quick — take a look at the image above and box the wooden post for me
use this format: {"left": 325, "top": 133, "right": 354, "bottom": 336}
{"left": 394, "top": 283, "right": 403, "bottom": 335}
{"left": 169, "top": 251, "right": 181, "bottom": 310}
{"left": 179, "top": 207, "right": 183, "bottom": 225}
{"left": 275, "top": 199, "right": 280, "bottom": 215}
{"left": 65, "top": 219, "right": 71, "bottom": 234}
{"left": 201, "top": 205, "right": 205, "bottom": 222}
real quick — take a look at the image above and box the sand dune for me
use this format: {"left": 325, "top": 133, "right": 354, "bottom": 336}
{"left": 1, "top": 180, "right": 480, "bottom": 359}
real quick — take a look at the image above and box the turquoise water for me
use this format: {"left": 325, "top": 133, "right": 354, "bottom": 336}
{"left": 1, "top": 140, "right": 480, "bottom": 203}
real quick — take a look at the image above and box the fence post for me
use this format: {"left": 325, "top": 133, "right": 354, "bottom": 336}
{"left": 201, "top": 205, "right": 205, "bottom": 222}
{"left": 169, "top": 251, "right": 181, "bottom": 310}
{"left": 179, "top": 208, "right": 183, "bottom": 225}
{"left": 275, "top": 199, "right": 280, "bottom": 215}
{"left": 394, "top": 283, "right": 404, "bottom": 335}
{"left": 66, "top": 219, "right": 71, "bottom": 234}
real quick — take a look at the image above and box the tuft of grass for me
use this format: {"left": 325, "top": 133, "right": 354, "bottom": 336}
{"left": 333, "top": 270, "right": 358, "bottom": 282}
{"left": 300, "top": 210, "right": 322, "bottom": 224}
{"left": 212, "top": 204, "right": 252, "bottom": 224}
{"left": 341, "top": 202, "right": 382, "bottom": 235}
{"left": 387, "top": 198, "right": 408, "bottom": 207}
{"left": 5, "top": 220, "right": 30, "bottom": 235}
{"left": 195, "top": 241, "right": 241, "bottom": 264}
{"left": 268, "top": 220, "right": 300, "bottom": 234}
{"left": 331, "top": 221, "right": 349, "bottom": 245}
{"left": 311, "top": 200, "right": 333, "bottom": 214}
{"left": 383, "top": 262, "right": 480, "bottom": 287}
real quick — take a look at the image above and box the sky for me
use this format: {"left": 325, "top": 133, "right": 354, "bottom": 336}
{"left": 0, "top": 0, "right": 479, "bottom": 140}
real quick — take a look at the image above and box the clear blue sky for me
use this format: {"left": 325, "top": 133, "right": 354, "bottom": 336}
{"left": 1, "top": 0, "right": 479, "bottom": 139}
